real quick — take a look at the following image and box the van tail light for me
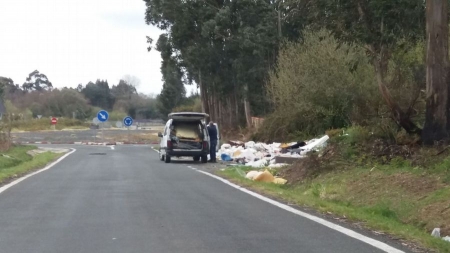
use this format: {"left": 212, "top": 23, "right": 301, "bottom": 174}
{"left": 203, "top": 141, "right": 208, "bottom": 150}
{"left": 167, "top": 140, "right": 173, "bottom": 149}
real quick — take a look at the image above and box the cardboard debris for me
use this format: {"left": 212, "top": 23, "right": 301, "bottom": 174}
{"left": 245, "top": 169, "right": 287, "bottom": 184}
{"left": 254, "top": 170, "right": 275, "bottom": 182}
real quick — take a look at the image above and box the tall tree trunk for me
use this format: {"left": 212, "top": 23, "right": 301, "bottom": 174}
{"left": 227, "top": 96, "right": 233, "bottom": 129}
{"left": 373, "top": 58, "right": 422, "bottom": 135}
{"left": 214, "top": 94, "right": 219, "bottom": 125}
{"left": 235, "top": 95, "right": 239, "bottom": 125}
{"left": 422, "top": 0, "right": 449, "bottom": 144}
{"left": 199, "top": 70, "right": 207, "bottom": 113}
{"left": 243, "top": 84, "right": 252, "bottom": 128}
{"left": 208, "top": 82, "right": 216, "bottom": 122}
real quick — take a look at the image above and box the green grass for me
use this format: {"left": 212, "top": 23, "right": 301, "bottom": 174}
{"left": 218, "top": 166, "right": 450, "bottom": 252}
{"left": 0, "top": 145, "right": 62, "bottom": 183}
{"left": 11, "top": 118, "right": 90, "bottom": 131}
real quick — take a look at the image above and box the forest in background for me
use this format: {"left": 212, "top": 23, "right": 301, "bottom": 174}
{"left": 0, "top": 71, "right": 201, "bottom": 123}
{"left": 147, "top": 0, "right": 450, "bottom": 144}
{"left": 1, "top": 0, "right": 450, "bottom": 145}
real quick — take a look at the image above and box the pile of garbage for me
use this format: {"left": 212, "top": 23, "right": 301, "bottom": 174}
{"left": 217, "top": 135, "right": 330, "bottom": 168}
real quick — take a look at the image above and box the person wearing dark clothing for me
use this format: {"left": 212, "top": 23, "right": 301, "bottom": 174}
{"left": 207, "top": 122, "right": 218, "bottom": 163}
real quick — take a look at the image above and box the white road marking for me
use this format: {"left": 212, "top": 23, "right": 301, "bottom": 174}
{"left": 0, "top": 149, "right": 76, "bottom": 195}
{"left": 110, "top": 146, "right": 115, "bottom": 150}
{"left": 189, "top": 166, "right": 404, "bottom": 253}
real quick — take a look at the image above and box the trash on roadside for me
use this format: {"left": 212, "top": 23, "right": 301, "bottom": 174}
{"left": 245, "top": 169, "right": 287, "bottom": 185}
{"left": 254, "top": 170, "right": 274, "bottom": 183}
{"left": 245, "top": 170, "right": 260, "bottom": 180}
{"left": 273, "top": 177, "right": 287, "bottom": 184}
{"left": 443, "top": 236, "right": 450, "bottom": 242}
{"left": 431, "top": 228, "right": 441, "bottom": 238}
{"left": 220, "top": 153, "right": 233, "bottom": 161}
{"left": 217, "top": 135, "right": 330, "bottom": 167}
{"left": 228, "top": 140, "right": 245, "bottom": 147}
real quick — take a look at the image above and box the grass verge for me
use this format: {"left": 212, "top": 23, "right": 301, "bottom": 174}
{"left": 11, "top": 118, "right": 90, "bottom": 132}
{"left": 218, "top": 166, "right": 450, "bottom": 252}
{"left": 0, "top": 145, "right": 63, "bottom": 184}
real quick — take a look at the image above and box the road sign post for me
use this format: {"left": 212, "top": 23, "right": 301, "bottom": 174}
{"left": 51, "top": 117, "right": 57, "bottom": 130}
{"left": 123, "top": 116, "right": 133, "bottom": 142}
{"left": 97, "top": 110, "right": 109, "bottom": 143}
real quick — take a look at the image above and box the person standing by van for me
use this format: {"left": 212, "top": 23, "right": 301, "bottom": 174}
{"left": 207, "top": 121, "right": 218, "bottom": 163}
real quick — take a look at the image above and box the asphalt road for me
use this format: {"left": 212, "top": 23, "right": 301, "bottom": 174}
{"left": 0, "top": 145, "right": 408, "bottom": 253}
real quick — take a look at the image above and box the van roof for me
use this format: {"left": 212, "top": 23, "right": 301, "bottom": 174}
{"left": 168, "top": 112, "right": 209, "bottom": 121}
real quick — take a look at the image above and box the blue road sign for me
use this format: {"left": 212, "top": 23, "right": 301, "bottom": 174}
{"left": 97, "top": 110, "right": 109, "bottom": 122}
{"left": 123, "top": 116, "right": 133, "bottom": 127}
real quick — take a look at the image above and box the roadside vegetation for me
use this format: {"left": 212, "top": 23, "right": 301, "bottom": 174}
{"left": 1, "top": 0, "right": 450, "bottom": 251}
{"left": 10, "top": 118, "right": 90, "bottom": 132}
{"left": 0, "top": 145, "right": 62, "bottom": 184}
{"left": 220, "top": 127, "right": 450, "bottom": 252}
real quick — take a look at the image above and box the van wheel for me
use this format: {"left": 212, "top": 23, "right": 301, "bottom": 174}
{"left": 193, "top": 156, "right": 200, "bottom": 162}
{"left": 165, "top": 155, "right": 171, "bottom": 163}
{"left": 201, "top": 155, "right": 208, "bottom": 163}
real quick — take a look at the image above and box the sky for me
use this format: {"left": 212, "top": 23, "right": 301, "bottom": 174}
{"left": 0, "top": 0, "right": 197, "bottom": 96}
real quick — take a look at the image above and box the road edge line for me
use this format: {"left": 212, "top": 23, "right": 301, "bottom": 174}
{"left": 0, "top": 148, "right": 77, "bottom": 195}
{"left": 189, "top": 167, "right": 404, "bottom": 253}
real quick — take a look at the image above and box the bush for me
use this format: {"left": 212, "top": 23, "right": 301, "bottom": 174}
{"left": 172, "top": 97, "right": 202, "bottom": 113}
{"left": 108, "top": 111, "right": 127, "bottom": 121}
{"left": 256, "top": 30, "right": 426, "bottom": 142}
{"left": 257, "top": 30, "right": 379, "bottom": 142}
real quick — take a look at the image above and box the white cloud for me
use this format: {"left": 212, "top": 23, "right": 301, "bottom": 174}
{"left": 0, "top": 0, "right": 197, "bottom": 95}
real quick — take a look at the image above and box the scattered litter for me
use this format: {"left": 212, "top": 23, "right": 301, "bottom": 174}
{"left": 443, "top": 236, "right": 450, "bottom": 242}
{"left": 246, "top": 159, "right": 268, "bottom": 168}
{"left": 220, "top": 153, "right": 233, "bottom": 161}
{"left": 245, "top": 171, "right": 260, "bottom": 180}
{"left": 254, "top": 170, "right": 275, "bottom": 183}
{"left": 273, "top": 177, "right": 287, "bottom": 184}
{"left": 268, "top": 163, "right": 288, "bottom": 168}
{"left": 217, "top": 135, "right": 329, "bottom": 167}
{"left": 431, "top": 228, "right": 441, "bottom": 238}
{"left": 245, "top": 169, "right": 287, "bottom": 185}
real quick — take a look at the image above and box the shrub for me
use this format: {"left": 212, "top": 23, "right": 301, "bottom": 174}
{"left": 258, "top": 30, "right": 380, "bottom": 142}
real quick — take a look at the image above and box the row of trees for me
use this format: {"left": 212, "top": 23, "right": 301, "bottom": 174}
{"left": 145, "top": 0, "right": 280, "bottom": 130}
{"left": 145, "top": 0, "right": 450, "bottom": 144}
{"left": 0, "top": 71, "right": 165, "bottom": 120}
